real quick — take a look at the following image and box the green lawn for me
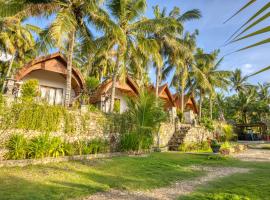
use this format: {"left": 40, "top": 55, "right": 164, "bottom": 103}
{"left": 0, "top": 153, "right": 269, "bottom": 200}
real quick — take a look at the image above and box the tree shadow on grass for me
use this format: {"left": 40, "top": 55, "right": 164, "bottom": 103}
{"left": 0, "top": 175, "right": 106, "bottom": 200}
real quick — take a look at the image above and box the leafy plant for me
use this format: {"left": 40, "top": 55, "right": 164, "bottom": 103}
{"left": 85, "top": 76, "right": 99, "bottom": 92}
{"left": 178, "top": 141, "right": 211, "bottom": 152}
{"left": 113, "top": 99, "right": 120, "bottom": 113}
{"left": 27, "top": 133, "right": 50, "bottom": 159}
{"left": 62, "top": 141, "right": 75, "bottom": 156}
{"left": 222, "top": 124, "right": 236, "bottom": 141}
{"left": 20, "top": 79, "right": 40, "bottom": 100}
{"left": 200, "top": 117, "right": 214, "bottom": 131}
{"left": 5, "top": 134, "right": 27, "bottom": 160}
{"left": 176, "top": 109, "right": 183, "bottom": 122}
{"left": 120, "top": 133, "right": 140, "bottom": 152}
{"left": 49, "top": 137, "right": 65, "bottom": 158}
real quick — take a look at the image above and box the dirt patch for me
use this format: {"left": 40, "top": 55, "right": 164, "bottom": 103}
{"left": 232, "top": 149, "right": 270, "bottom": 162}
{"left": 81, "top": 166, "right": 249, "bottom": 200}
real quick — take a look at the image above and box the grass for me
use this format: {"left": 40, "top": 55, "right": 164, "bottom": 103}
{"left": 0, "top": 153, "right": 269, "bottom": 200}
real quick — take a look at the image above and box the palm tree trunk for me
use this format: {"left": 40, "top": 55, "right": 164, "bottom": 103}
{"left": 64, "top": 30, "right": 75, "bottom": 107}
{"left": 209, "top": 95, "right": 213, "bottom": 120}
{"left": 109, "top": 49, "right": 120, "bottom": 113}
{"left": 2, "top": 53, "right": 15, "bottom": 93}
{"left": 155, "top": 67, "right": 161, "bottom": 99}
{"left": 199, "top": 89, "right": 204, "bottom": 120}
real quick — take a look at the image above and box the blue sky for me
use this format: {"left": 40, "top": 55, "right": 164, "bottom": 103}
{"left": 27, "top": 0, "right": 269, "bottom": 87}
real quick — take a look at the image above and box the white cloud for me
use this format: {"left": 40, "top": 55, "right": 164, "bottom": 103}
{"left": 241, "top": 64, "right": 255, "bottom": 75}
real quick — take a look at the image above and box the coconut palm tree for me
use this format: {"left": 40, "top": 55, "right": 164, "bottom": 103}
{"left": 230, "top": 68, "right": 250, "bottom": 93}
{"left": 104, "top": 0, "right": 184, "bottom": 112}
{"left": 152, "top": 5, "right": 201, "bottom": 99}
{"left": 0, "top": 17, "right": 40, "bottom": 92}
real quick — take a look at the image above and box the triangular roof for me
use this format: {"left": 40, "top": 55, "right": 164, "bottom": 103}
{"left": 90, "top": 76, "right": 139, "bottom": 103}
{"left": 149, "top": 84, "right": 175, "bottom": 108}
{"left": 15, "top": 52, "right": 85, "bottom": 91}
{"left": 173, "top": 93, "right": 198, "bottom": 114}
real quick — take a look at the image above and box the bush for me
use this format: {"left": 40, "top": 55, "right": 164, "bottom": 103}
{"left": 176, "top": 109, "right": 183, "bottom": 122}
{"left": 222, "top": 124, "right": 236, "bottom": 141}
{"left": 120, "top": 133, "right": 140, "bottom": 152}
{"left": 200, "top": 117, "right": 214, "bottom": 131}
{"left": 178, "top": 141, "right": 211, "bottom": 152}
{"left": 21, "top": 79, "right": 40, "bottom": 100}
{"left": 62, "top": 141, "right": 75, "bottom": 156}
{"left": 49, "top": 137, "right": 65, "bottom": 158}
{"left": 120, "top": 132, "right": 153, "bottom": 152}
{"left": 5, "top": 134, "right": 27, "bottom": 160}
{"left": 113, "top": 100, "right": 120, "bottom": 113}
{"left": 11, "top": 102, "right": 63, "bottom": 132}
{"left": 27, "top": 133, "right": 51, "bottom": 159}
{"left": 86, "top": 76, "right": 99, "bottom": 92}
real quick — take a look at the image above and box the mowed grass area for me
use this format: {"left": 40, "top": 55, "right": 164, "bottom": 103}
{"left": 179, "top": 157, "right": 270, "bottom": 200}
{"left": 0, "top": 153, "right": 269, "bottom": 200}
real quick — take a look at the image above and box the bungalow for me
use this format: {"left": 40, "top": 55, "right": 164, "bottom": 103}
{"left": 173, "top": 94, "right": 198, "bottom": 123}
{"left": 5, "top": 52, "right": 85, "bottom": 105}
{"left": 148, "top": 84, "right": 176, "bottom": 110}
{"left": 90, "top": 77, "right": 139, "bottom": 113}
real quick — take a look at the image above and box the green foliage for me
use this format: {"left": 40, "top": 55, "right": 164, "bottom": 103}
{"left": 49, "top": 137, "right": 65, "bottom": 158}
{"left": 182, "top": 193, "right": 250, "bottom": 200}
{"left": 10, "top": 102, "right": 63, "bottom": 132}
{"left": 178, "top": 141, "right": 211, "bottom": 152}
{"left": 222, "top": 124, "right": 235, "bottom": 141}
{"left": 20, "top": 79, "right": 40, "bottom": 100}
{"left": 5, "top": 134, "right": 27, "bottom": 160}
{"left": 120, "top": 132, "right": 153, "bottom": 152}
{"left": 176, "top": 109, "right": 183, "bottom": 122}
{"left": 113, "top": 99, "right": 120, "bottom": 113}
{"left": 220, "top": 141, "right": 232, "bottom": 150}
{"left": 62, "top": 141, "right": 75, "bottom": 156}
{"left": 200, "top": 117, "right": 214, "bottom": 131}
{"left": 85, "top": 76, "right": 99, "bottom": 92}
{"left": 210, "top": 139, "right": 221, "bottom": 148}
{"left": 27, "top": 133, "right": 51, "bottom": 159}
{"left": 63, "top": 111, "right": 76, "bottom": 134}
{"left": 126, "top": 90, "right": 167, "bottom": 135}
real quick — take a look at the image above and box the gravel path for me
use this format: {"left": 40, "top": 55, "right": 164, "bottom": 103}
{"left": 81, "top": 166, "right": 249, "bottom": 200}
{"left": 232, "top": 149, "right": 270, "bottom": 162}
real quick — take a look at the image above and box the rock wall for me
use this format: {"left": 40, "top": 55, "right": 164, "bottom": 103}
{"left": 0, "top": 110, "right": 109, "bottom": 146}
{"left": 155, "top": 122, "right": 175, "bottom": 148}
{"left": 183, "top": 127, "right": 214, "bottom": 144}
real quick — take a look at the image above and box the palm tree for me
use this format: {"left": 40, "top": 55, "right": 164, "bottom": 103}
{"left": 0, "top": 17, "right": 39, "bottom": 92}
{"left": 152, "top": 5, "right": 201, "bottom": 99}
{"left": 104, "top": 0, "right": 183, "bottom": 112}
{"left": 230, "top": 68, "right": 249, "bottom": 93}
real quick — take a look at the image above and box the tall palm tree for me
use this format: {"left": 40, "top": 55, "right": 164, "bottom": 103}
{"left": 230, "top": 68, "right": 249, "bottom": 93}
{"left": 152, "top": 5, "right": 201, "bottom": 99}
{"left": 0, "top": 17, "right": 40, "bottom": 92}
{"left": 104, "top": 0, "right": 182, "bottom": 112}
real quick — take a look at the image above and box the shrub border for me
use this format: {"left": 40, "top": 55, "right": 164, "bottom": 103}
{"left": 0, "top": 152, "right": 146, "bottom": 168}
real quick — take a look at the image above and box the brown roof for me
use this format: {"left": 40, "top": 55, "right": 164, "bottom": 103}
{"left": 149, "top": 84, "right": 176, "bottom": 108}
{"left": 15, "top": 52, "right": 85, "bottom": 93}
{"left": 173, "top": 93, "right": 198, "bottom": 114}
{"left": 90, "top": 76, "right": 139, "bottom": 103}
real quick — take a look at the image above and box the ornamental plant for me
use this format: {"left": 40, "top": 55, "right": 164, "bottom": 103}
{"left": 5, "top": 133, "right": 27, "bottom": 160}
{"left": 20, "top": 79, "right": 40, "bottom": 101}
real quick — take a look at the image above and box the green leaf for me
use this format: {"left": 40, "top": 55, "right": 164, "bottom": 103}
{"left": 248, "top": 65, "right": 270, "bottom": 77}
{"left": 232, "top": 26, "right": 270, "bottom": 42}
{"left": 232, "top": 11, "right": 270, "bottom": 42}
{"left": 236, "top": 38, "right": 270, "bottom": 52}
{"left": 224, "top": 0, "right": 257, "bottom": 24}
{"left": 227, "top": 2, "right": 270, "bottom": 41}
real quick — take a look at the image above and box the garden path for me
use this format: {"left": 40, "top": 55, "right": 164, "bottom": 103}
{"left": 81, "top": 166, "right": 249, "bottom": 200}
{"left": 232, "top": 148, "right": 270, "bottom": 162}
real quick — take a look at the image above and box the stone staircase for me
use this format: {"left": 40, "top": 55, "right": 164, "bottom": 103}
{"left": 168, "top": 125, "right": 191, "bottom": 151}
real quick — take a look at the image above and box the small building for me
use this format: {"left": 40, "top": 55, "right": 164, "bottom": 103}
{"left": 173, "top": 94, "right": 198, "bottom": 124}
{"left": 149, "top": 84, "right": 176, "bottom": 110}
{"left": 90, "top": 77, "right": 139, "bottom": 113}
{"left": 7, "top": 52, "right": 85, "bottom": 105}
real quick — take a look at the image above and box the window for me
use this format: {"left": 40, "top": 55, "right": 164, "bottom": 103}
{"left": 40, "top": 85, "right": 63, "bottom": 105}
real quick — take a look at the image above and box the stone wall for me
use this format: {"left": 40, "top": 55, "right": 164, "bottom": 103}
{"left": 183, "top": 127, "right": 214, "bottom": 144}
{"left": 0, "top": 110, "right": 109, "bottom": 146}
{"left": 155, "top": 122, "right": 175, "bottom": 147}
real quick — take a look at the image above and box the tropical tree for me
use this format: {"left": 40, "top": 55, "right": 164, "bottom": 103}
{"left": 0, "top": 17, "right": 40, "bottom": 91}
{"left": 152, "top": 5, "right": 201, "bottom": 99}
{"left": 230, "top": 68, "right": 250, "bottom": 93}
{"left": 104, "top": 0, "right": 183, "bottom": 112}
